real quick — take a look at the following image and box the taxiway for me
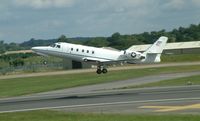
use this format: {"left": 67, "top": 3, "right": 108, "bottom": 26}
{"left": 0, "top": 85, "right": 200, "bottom": 114}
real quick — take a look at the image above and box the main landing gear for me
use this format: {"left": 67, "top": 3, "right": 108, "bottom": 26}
{"left": 96, "top": 65, "right": 108, "bottom": 74}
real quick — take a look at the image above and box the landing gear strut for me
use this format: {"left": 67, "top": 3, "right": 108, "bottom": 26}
{"left": 96, "top": 65, "right": 108, "bottom": 74}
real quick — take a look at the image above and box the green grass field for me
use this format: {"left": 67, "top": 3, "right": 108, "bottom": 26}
{"left": 127, "top": 74, "right": 200, "bottom": 89}
{"left": 0, "top": 60, "right": 8, "bottom": 67}
{"left": 24, "top": 56, "right": 62, "bottom": 65}
{"left": 0, "top": 110, "right": 199, "bottom": 121}
{"left": 162, "top": 54, "right": 200, "bottom": 63}
{"left": 0, "top": 65, "right": 200, "bottom": 98}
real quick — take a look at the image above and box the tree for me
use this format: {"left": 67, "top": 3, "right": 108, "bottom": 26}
{"left": 107, "top": 32, "right": 121, "bottom": 44}
{"left": 57, "top": 35, "right": 69, "bottom": 42}
{"left": 107, "top": 32, "right": 123, "bottom": 49}
{"left": 84, "top": 37, "right": 109, "bottom": 47}
{"left": 0, "top": 40, "right": 6, "bottom": 54}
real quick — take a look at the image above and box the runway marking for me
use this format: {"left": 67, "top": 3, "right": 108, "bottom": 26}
{"left": 139, "top": 103, "right": 200, "bottom": 112}
{"left": 0, "top": 97, "right": 200, "bottom": 114}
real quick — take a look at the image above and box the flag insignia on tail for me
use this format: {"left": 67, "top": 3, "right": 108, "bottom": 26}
{"left": 156, "top": 41, "right": 162, "bottom": 46}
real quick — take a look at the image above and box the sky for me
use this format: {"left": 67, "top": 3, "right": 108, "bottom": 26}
{"left": 0, "top": 0, "right": 200, "bottom": 43}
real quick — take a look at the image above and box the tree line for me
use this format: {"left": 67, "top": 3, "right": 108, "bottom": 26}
{"left": 56, "top": 23, "right": 200, "bottom": 50}
{"left": 1, "top": 23, "right": 200, "bottom": 53}
{"left": 0, "top": 41, "right": 26, "bottom": 54}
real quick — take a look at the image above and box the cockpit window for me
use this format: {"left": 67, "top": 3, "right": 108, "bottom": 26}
{"left": 50, "top": 44, "right": 56, "bottom": 48}
{"left": 50, "top": 43, "right": 61, "bottom": 48}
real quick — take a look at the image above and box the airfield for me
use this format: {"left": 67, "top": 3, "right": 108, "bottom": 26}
{"left": 0, "top": 62, "right": 200, "bottom": 115}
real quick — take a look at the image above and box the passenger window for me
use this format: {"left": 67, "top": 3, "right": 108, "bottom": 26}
{"left": 87, "top": 50, "right": 89, "bottom": 53}
{"left": 82, "top": 49, "right": 84, "bottom": 52}
{"left": 71, "top": 48, "right": 73, "bottom": 51}
{"left": 76, "top": 49, "right": 79, "bottom": 52}
{"left": 92, "top": 51, "right": 95, "bottom": 54}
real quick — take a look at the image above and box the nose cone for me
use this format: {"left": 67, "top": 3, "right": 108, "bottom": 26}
{"left": 31, "top": 46, "right": 49, "bottom": 56}
{"left": 31, "top": 46, "right": 48, "bottom": 51}
{"left": 31, "top": 47, "right": 38, "bottom": 51}
{"left": 31, "top": 47, "right": 42, "bottom": 52}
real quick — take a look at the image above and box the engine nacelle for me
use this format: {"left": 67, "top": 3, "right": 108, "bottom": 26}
{"left": 124, "top": 50, "right": 146, "bottom": 60}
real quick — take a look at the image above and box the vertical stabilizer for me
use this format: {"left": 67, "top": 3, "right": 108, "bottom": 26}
{"left": 143, "top": 36, "right": 168, "bottom": 63}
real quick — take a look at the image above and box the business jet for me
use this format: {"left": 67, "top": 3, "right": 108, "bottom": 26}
{"left": 32, "top": 36, "right": 168, "bottom": 74}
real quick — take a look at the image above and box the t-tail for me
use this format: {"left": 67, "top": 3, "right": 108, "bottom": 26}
{"left": 143, "top": 36, "right": 168, "bottom": 63}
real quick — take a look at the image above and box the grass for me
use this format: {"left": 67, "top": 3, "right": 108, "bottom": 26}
{"left": 162, "top": 54, "right": 200, "bottom": 63}
{"left": 0, "top": 110, "right": 200, "bottom": 121}
{"left": 24, "top": 56, "right": 62, "bottom": 65}
{"left": 128, "top": 74, "right": 200, "bottom": 89}
{"left": 0, "top": 65, "right": 200, "bottom": 98}
{"left": 0, "top": 60, "right": 9, "bottom": 68}
{"left": 0, "top": 56, "right": 62, "bottom": 69}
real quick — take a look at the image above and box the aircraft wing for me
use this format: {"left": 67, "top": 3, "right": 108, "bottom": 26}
{"left": 82, "top": 57, "right": 110, "bottom": 63}
{"left": 82, "top": 57, "right": 128, "bottom": 65}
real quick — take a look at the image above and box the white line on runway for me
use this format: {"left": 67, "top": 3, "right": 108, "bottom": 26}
{"left": 140, "top": 89, "right": 200, "bottom": 95}
{"left": 1, "top": 97, "right": 200, "bottom": 114}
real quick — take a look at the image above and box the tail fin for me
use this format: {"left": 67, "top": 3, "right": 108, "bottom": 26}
{"left": 143, "top": 36, "right": 168, "bottom": 63}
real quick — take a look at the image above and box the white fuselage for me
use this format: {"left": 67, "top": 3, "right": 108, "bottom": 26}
{"left": 32, "top": 37, "right": 169, "bottom": 65}
{"left": 32, "top": 42, "right": 133, "bottom": 63}
{"left": 31, "top": 36, "right": 168, "bottom": 74}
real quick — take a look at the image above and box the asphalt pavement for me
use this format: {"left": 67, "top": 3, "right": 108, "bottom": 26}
{"left": 0, "top": 85, "right": 200, "bottom": 114}
{"left": 0, "top": 62, "right": 200, "bottom": 114}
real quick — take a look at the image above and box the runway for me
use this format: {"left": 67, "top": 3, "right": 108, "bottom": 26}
{"left": 0, "top": 86, "right": 200, "bottom": 114}
{"left": 35, "top": 71, "right": 200, "bottom": 96}
{"left": 0, "top": 63, "right": 200, "bottom": 114}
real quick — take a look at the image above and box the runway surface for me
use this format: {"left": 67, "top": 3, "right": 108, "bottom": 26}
{"left": 0, "top": 86, "right": 200, "bottom": 114}
{"left": 0, "top": 62, "right": 200, "bottom": 114}
{"left": 35, "top": 71, "right": 200, "bottom": 96}
{"left": 1, "top": 71, "right": 200, "bottom": 103}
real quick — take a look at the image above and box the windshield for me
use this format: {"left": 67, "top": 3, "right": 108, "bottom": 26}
{"left": 50, "top": 43, "right": 61, "bottom": 49}
{"left": 50, "top": 44, "right": 56, "bottom": 48}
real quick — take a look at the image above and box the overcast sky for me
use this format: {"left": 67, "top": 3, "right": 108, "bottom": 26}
{"left": 1, "top": 0, "right": 200, "bottom": 43}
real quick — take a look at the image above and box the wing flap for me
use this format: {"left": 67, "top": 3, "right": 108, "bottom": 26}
{"left": 82, "top": 57, "right": 110, "bottom": 63}
{"left": 82, "top": 57, "right": 128, "bottom": 65}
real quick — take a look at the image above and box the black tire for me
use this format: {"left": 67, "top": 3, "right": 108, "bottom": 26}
{"left": 102, "top": 69, "right": 108, "bottom": 74}
{"left": 96, "top": 69, "right": 102, "bottom": 74}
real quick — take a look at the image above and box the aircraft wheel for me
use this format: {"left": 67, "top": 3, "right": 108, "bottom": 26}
{"left": 43, "top": 61, "right": 47, "bottom": 65}
{"left": 96, "top": 69, "right": 102, "bottom": 74}
{"left": 102, "top": 69, "right": 108, "bottom": 74}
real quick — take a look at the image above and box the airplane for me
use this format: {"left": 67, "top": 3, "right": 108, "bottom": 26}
{"left": 32, "top": 36, "right": 168, "bottom": 74}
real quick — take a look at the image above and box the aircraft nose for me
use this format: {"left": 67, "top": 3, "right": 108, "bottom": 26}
{"left": 31, "top": 47, "right": 40, "bottom": 51}
{"left": 31, "top": 47, "right": 36, "bottom": 50}
{"left": 31, "top": 47, "right": 47, "bottom": 52}
{"left": 31, "top": 46, "right": 49, "bottom": 56}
